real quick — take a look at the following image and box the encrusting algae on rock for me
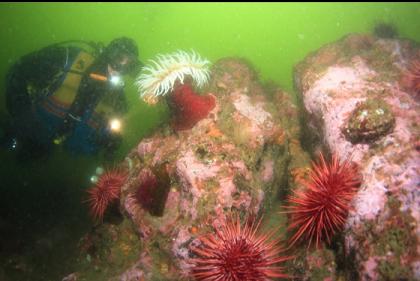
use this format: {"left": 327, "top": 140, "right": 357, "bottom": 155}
{"left": 295, "top": 32, "right": 420, "bottom": 280}
{"left": 68, "top": 56, "right": 307, "bottom": 280}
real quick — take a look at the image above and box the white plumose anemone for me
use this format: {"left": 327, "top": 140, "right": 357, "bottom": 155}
{"left": 135, "top": 50, "right": 211, "bottom": 104}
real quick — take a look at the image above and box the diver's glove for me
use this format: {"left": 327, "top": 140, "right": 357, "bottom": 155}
{"left": 53, "top": 135, "right": 66, "bottom": 145}
{"left": 53, "top": 114, "right": 80, "bottom": 145}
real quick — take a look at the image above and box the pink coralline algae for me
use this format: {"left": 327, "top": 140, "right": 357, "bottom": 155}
{"left": 260, "top": 159, "right": 274, "bottom": 182}
{"left": 217, "top": 176, "right": 239, "bottom": 208}
{"left": 137, "top": 139, "right": 155, "bottom": 158}
{"left": 232, "top": 92, "right": 273, "bottom": 127}
{"left": 176, "top": 149, "right": 221, "bottom": 191}
{"left": 119, "top": 261, "right": 147, "bottom": 281}
{"left": 295, "top": 33, "right": 420, "bottom": 280}
{"left": 362, "top": 257, "right": 380, "bottom": 281}
{"left": 231, "top": 160, "right": 252, "bottom": 181}
{"left": 230, "top": 92, "right": 276, "bottom": 149}
{"left": 68, "top": 58, "right": 304, "bottom": 280}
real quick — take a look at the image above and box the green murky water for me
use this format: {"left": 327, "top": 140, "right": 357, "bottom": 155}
{"left": 0, "top": 3, "right": 419, "bottom": 280}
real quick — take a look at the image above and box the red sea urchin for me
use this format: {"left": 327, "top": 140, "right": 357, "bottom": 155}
{"left": 135, "top": 169, "right": 158, "bottom": 213}
{"left": 400, "top": 59, "right": 420, "bottom": 99}
{"left": 188, "top": 215, "right": 290, "bottom": 281}
{"left": 85, "top": 168, "right": 127, "bottom": 221}
{"left": 285, "top": 153, "right": 361, "bottom": 248}
{"left": 133, "top": 165, "right": 171, "bottom": 217}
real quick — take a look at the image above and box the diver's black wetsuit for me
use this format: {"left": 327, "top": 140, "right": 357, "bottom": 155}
{"left": 5, "top": 44, "right": 127, "bottom": 160}
{"left": 58, "top": 52, "right": 127, "bottom": 141}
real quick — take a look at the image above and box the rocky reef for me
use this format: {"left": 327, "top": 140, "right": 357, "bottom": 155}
{"left": 295, "top": 33, "right": 419, "bottom": 281}
{"left": 63, "top": 58, "right": 308, "bottom": 281}
{"left": 62, "top": 33, "right": 419, "bottom": 281}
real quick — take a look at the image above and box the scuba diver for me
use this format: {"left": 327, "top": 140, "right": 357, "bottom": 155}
{"left": 3, "top": 37, "right": 141, "bottom": 161}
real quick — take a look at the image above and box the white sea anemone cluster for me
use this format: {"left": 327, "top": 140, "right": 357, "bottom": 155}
{"left": 135, "top": 50, "right": 211, "bottom": 104}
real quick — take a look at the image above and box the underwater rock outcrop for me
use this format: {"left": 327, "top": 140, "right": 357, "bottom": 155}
{"left": 67, "top": 58, "right": 307, "bottom": 280}
{"left": 295, "top": 33, "right": 420, "bottom": 280}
